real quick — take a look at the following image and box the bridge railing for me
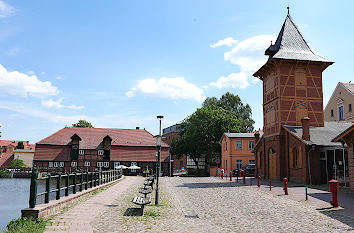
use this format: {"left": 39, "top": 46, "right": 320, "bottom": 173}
{"left": 29, "top": 168, "right": 123, "bottom": 208}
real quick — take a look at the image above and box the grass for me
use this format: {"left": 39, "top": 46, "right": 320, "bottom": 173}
{"left": 143, "top": 209, "right": 161, "bottom": 218}
{"left": 4, "top": 217, "right": 48, "bottom": 233}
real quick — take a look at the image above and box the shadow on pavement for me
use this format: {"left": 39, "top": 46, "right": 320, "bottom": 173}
{"left": 319, "top": 209, "right": 354, "bottom": 231}
{"left": 123, "top": 208, "right": 143, "bottom": 216}
{"left": 176, "top": 182, "right": 242, "bottom": 189}
{"left": 104, "top": 204, "right": 119, "bottom": 207}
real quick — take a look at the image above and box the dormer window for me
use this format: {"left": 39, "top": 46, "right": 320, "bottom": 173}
{"left": 103, "top": 135, "right": 112, "bottom": 160}
{"left": 71, "top": 133, "right": 82, "bottom": 160}
{"left": 98, "top": 150, "right": 104, "bottom": 155}
{"left": 79, "top": 150, "right": 85, "bottom": 155}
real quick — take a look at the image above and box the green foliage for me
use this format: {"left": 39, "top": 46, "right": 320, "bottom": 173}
{"left": 0, "top": 170, "right": 12, "bottom": 178}
{"left": 16, "top": 141, "right": 24, "bottom": 149}
{"left": 170, "top": 105, "right": 242, "bottom": 173}
{"left": 9, "top": 159, "right": 26, "bottom": 169}
{"left": 72, "top": 120, "right": 94, "bottom": 128}
{"left": 6, "top": 217, "right": 47, "bottom": 233}
{"left": 203, "top": 92, "right": 255, "bottom": 132}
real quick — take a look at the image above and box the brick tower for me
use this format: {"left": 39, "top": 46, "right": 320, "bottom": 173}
{"left": 253, "top": 9, "right": 333, "bottom": 179}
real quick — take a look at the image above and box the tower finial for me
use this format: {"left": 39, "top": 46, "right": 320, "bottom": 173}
{"left": 287, "top": 6, "right": 290, "bottom": 14}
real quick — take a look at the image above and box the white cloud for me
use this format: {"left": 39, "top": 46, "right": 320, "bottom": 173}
{"left": 210, "top": 35, "right": 276, "bottom": 89}
{"left": 55, "top": 76, "right": 64, "bottom": 80}
{"left": 210, "top": 37, "right": 237, "bottom": 48}
{"left": 42, "top": 98, "right": 85, "bottom": 110}
{"left": 27, "top": 70, "right": 35, "bottom": 75}
{"left": 126, "top": 77, "right": 206, "bottom": 102}
{"left": 0, "top": 101, "right": 92, "bottom": 124}
{"left": 210, "top": 72, "right": 249, "bottom": 89}
{"left": 0, "top": 64, "right": 59, "bottom": 98}
{"left": 0, "top": 1, "right": 14, "bottom": 18}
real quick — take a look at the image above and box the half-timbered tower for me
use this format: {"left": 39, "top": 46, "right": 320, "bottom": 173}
{"left": 253, "top": 9, "right": 340, "bottom": 182}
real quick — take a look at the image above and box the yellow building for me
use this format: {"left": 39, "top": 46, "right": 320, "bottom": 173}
{"left": 14, "top": 149, "right": 35, "bottom": 167}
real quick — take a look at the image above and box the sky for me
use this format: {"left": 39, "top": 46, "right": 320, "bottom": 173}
{"left": 0, "top": 0, "right": 353, "bottom": 144}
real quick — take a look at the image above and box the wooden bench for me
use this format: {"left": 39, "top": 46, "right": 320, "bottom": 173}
{"left": 132, "top": 196, "right": 151, "bottom": 213}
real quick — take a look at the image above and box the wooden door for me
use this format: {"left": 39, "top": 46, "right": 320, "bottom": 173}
{"left": 269, "top": 153, "right": 276, "bottom": 179}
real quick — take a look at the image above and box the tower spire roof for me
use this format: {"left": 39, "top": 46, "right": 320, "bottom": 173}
{"left": 264, "top": 10, "right": 332, "bottom": 63}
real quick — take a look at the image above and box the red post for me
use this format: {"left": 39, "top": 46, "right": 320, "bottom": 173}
{"left": 230, "top": 171, "right": 232, "bottom": 181}
{"left": 243, "top": 171, "right": 246, "bottom": 184}
{"left": 283, "top": 177, "right": 288, "bottom": 195}
{"left": 221, "top": 170, "right": 224, "bottom": 179}
{"left": 269, "top": 180, "right": 272, "bottom": 191}
{"left": 238, "top": 169, "right": 241, "bottom": 178}
{"left": 257, "top": 176, "right": 260, "bottom": 188}
{"left": 329, "top": 180, "right": 339, "bottom": 207}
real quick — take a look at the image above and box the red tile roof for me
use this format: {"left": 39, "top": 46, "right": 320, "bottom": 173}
{"left": 0, "top": 140, "right": 35, "bottom": 150}
{"left": 37, "top": 127, "right": 169, "bottom": 149}
{"left": 0, "top": 152, "right": 14, "bottom": 167}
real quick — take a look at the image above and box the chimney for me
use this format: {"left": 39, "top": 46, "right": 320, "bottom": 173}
{"left": 254, "top": 131, "right": 260, "bottom": 143}
{"left": 136, "top": 127, "right": 140, "bottom": 130}
{"left": 301, "top": 117, "right": 310, "bottom": 140}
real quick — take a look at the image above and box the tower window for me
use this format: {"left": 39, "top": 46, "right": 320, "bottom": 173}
{"left": 349, "top": 104, "right": 352, "bottom": 112}
{"left": 331, "top": 109, "right": 334, "bottom": 117}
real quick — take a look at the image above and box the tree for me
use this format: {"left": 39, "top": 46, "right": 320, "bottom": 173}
{"left": 170, "top": 105, "right": 242, "bottom": 175}
{"left": 16, "top": 141, "right": 24, "bottom": 149}
{"left": 203, "top": 92, "right": 254, "bottom": 132}
{"left": 72, "top": 120, "right": 94, "bottom": 128}
{"left": 9, "top": 159, "right": 26, "bottom": 168}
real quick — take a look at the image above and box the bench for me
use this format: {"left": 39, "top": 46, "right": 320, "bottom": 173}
{"left": 132, "top": 196, "right": 152, "bottom": 213}
{"left": 144, "top": 180, "right": 153, "bottom": 189}
{"left": 139, "top": 188, "right": 152, "bottom": 197}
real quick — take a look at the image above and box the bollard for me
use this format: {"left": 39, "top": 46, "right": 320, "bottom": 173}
{"left": 257, "top": 176, "right": 260, "bottom": 188}
{"left": 305, "top": 187, "right": 308, "bottom": 201}
{"left": 283, "top": 177, "right": 288, "bottom": 195}
{"left": 269, "top": 180, "right": 272, "bottom": 191}
{"left": 230, "top": 171, "right": 232, "bottom": 181}
{"left": 221, "top": 170, "right": 224, "bottom": 179}
{"left": 238, "top": 169, "right": 241, "bottom": 178}
{"left": 329, "top": 180, "right": 339, "bottom": 208}
{"left": 243, "top": 171, "right": 246, "bottom": 184}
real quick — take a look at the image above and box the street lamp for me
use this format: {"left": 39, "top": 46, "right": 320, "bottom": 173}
{"left": 155, "top": 115, "right": 164, "bottom": 205}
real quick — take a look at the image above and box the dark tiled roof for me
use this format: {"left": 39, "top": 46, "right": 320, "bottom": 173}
{"left": 341, "top": 82, "right": 354, "bottom": 96}
{"left": 332, "top": 124, "right": 354, "bottom": 142}
{"left": 284, "top": 121, "right": 353, "bottom": 147}
{"left": 37, "top": 127, "right": 169, "bottom": 149}
{"left": 265, "top": 13, "right": 333, "bottom": 63}
{"left": 0, "top": 152, "right": 14, "bottom": 167}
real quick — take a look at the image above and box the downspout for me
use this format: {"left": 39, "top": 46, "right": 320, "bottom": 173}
{"left": 230, "top": 138, "right": 232, "bottom": 172}
{"left": 307, "top": 144, "right": 316, "bottom": 185}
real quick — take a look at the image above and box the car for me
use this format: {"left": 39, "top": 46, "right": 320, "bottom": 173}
{"left": 244, "top": 164, "right": 255, "bottom": 177}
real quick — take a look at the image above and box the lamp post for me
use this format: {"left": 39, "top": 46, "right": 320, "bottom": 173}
{"left": 155, "top": 115, "right": 164, "bottom": 205}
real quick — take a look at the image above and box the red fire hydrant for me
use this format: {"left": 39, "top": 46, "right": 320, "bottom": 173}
{"left": 329, "top": 180, "right": 339, "bottom": 208}
{"left": 230, "top": 171, "right": 232, "bottom": 181}
{"left": 257, "top": 176, "right": 260, "bottom": 188}
{"left": 243, "top": 170, "right": 246, "bottom": 184}
{"left": 283, "top": 177, "right": 288, "bottom": 195}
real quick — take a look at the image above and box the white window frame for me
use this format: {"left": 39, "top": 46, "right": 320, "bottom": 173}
{"left": 131, "top": 162, "right": 137, "bottom": 166}
{"left": 79, "top": 150, "right": 85, "bottom": 155}
{"left": 114, "top": 162, "right": 120, "bottom": 168}
{"left": 98, "top": 150, "right": 104, "bottom": 155}
{"left": 236, "top": 160, "right": 242, "bottom": 169}
{"left": 248, "top": 141, "right": 255, "bottom": 150}
{"left": 236, "top": 141, "right": 242, "bottom": 150}
{"left": 249, "top": 160, "right": 255, "bottom": 165}
{"left": 97, "top": 162, "right": 103, "bottom": 167}
{"left": 131, "top": 169, "right": 136, "bottom": 173}
{"left": 48, "top": 162, "right": 53, "bottom": 167}
{"left": 71, "top": 161, "right": 77, "bottom": 167}
{"left": 59, "top": 162, "right": 64, "bottom": 167}
{"left": 84, "top": 161, "right": 90, "bottom": 167}
{"left": 54, "top": 162, "right": 59, "bottom": 167}
{"left": 104, "top": 162, "right": 109, "bottom": 168}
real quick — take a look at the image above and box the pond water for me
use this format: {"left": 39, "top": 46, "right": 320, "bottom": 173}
{"left": 0, "top": 178, "right": 30, "bottom": 230}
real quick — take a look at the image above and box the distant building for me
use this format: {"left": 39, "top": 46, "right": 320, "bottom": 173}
{"left": 162, "top": 124, "right": 187, "bottom": 172}
{"left": 220, "top": 133, "right": 256, "bottom": 173}
{"left": 33, "top": 127, "right": 170, "bottom": 175}
{"left": 14, "top": 149, "right": 35, "bottom": 167}
{"left": 0, "top": 140, "right": 35, "bottom": 167}
{"left": 324, "top": 82, "right": 354, "bottom": 122}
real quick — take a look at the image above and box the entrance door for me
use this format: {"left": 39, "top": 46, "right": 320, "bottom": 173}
{"left": 269, "top": 153, "right": 276, "bottom": 179}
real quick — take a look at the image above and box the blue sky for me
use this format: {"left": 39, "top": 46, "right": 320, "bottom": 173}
{"left": 0, "top": 0, "right": 353, "bottom": 143}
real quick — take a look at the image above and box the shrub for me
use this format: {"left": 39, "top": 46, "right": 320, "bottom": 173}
{"left": 6, "top": 217, "right": 47, "bottom": 233}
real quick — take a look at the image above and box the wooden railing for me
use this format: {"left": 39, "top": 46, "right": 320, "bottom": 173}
{"left": 29, "top": 168, "right": 122, "bottom": 208}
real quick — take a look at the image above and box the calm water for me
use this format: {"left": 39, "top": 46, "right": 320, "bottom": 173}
{"left": 0, "top": 178, "right": 30, "bottom": 230}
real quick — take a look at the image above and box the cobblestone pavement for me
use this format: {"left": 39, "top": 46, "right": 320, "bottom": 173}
{"left": 93, "top": 176, "right": 354, "bottom": 232}
{"left": 44, "top": 176, "right": 142, "bottom": 233}
{"left": 46, "top": 176, "right": 354, "bottom": 232}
